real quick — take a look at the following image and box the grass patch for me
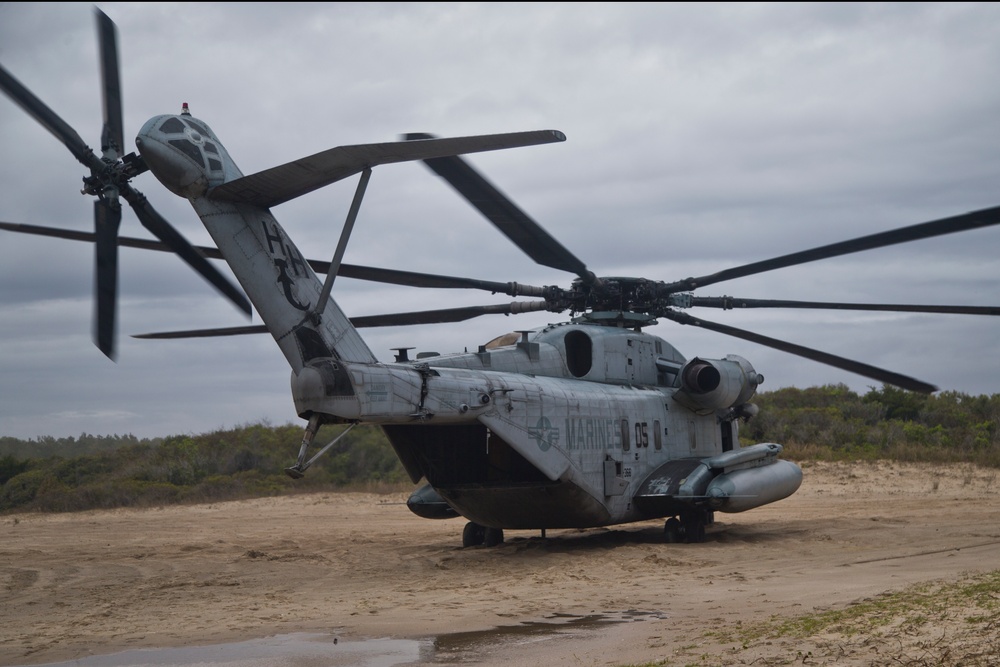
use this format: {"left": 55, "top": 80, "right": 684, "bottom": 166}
{"left": 624, "top": 570, "right": 1000, "bottom": 667}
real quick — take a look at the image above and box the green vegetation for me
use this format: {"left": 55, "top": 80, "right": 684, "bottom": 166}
{"left": 0, "top": 433, "right": 160, "bottom": 459}
{"left": 2, "top": 384, "right": 998, "bottom": 514}
{"left": 743, "top": 384, "right": 1000, "bottom": 466}
{"left": 0, "top": 422, "right": 409, "bottom": 513}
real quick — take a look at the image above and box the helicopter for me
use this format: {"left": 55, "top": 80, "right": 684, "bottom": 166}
{"left": 3, "top": 10, "right": 1000, "bottom": 546}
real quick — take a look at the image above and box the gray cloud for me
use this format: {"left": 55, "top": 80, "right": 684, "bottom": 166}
{"left": 2, "top": 2, "right": 999, "bottom": 439}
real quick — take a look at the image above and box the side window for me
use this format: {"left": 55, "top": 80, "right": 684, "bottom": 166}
{"left": 620, "top": 419, "right": 630, "bottom": 451}
{"left": 565, "top": 330, "right": 593, "bottom": 377}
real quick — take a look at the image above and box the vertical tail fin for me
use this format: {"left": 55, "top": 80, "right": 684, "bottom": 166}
{"left": 191, "top": 195, "right": 377, "bottom": 371}
{"left": 137, "top": 110, "right": 565, "bottom": 372}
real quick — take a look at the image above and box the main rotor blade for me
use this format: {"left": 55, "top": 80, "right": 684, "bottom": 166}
{"left": 661, "top": 310, "right": 937, "bottom": 394}
{"left": 0, "top": 221, "right": 557, "bottom": 297}
{"left": 0, "top": 64, "right": 103, "bottom": 171}
{"left": 350, "top": 301, "right": 549, "bottom": 328}
{"left": 94, "top": 199, "right": 122, "bottom": 359}
{"left": 338, "top": 263, "right": 552, "bottom": 296}
{"left": 0, "top": 221, "right": 194, "bottom": 253}
{"left": 120, "top": 186, "right": 252, "bottom": 316}
{"left": 690, "top": 296, "right": 1000, "bottom": 316}
{"left": 663, "top": 205, "right": 1000, "bottom": 293}
{"left": 133, "top": 325, "right": 268, "bottom": 339}
{"left": 133, "top": 301, "right": 551, "bottom": 339}
{"left": 404, "top": 132, "right": 596, "bottom": 285}
{"left": 95, "top": 9, "right": 124, "bottom": 159}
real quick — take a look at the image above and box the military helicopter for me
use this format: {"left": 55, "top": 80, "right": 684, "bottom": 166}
{"left": 4, "top": 10, "right": 1000, "bottom": 546}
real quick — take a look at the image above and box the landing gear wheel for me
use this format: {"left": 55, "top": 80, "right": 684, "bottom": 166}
{"left": 462, "top": 522, "right": 485, "bottom": 547}
{"left": 664, "top": 517, "right": 682, "bottom": 543}
{"left": 680, "top": 510, "right": 708, "bottom": 543}
{"left": 483, "top": 527, "right": 505, "bottom": 547}
{"left": 684, "top": 518, "right": 706, "bottom": 543}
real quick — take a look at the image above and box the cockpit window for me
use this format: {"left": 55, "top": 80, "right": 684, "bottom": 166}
{"left": 484, "top": 332, "right": 520, "bottom": 349}
{"left": 159, "top": 117, "right": 186, "bottom": 134}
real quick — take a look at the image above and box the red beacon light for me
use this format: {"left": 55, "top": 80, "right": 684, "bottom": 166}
{"left": 181, "top": 102, "right": 190, "bottom": 116}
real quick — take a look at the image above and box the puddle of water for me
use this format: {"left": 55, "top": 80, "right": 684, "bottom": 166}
{"left": 13, "top": 609, "right": 668, "bottom": 666}
{"left": 432, "top": 609, "right": 669, "bottom": 662}
{"left": 15, "top": 634, "right": 429, "bottom": 667}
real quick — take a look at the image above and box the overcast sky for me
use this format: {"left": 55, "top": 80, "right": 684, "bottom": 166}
{"left": 2, "top": 2, "right": 999, "bottom": 440}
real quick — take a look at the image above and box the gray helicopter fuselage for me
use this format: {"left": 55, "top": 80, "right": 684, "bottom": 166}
{"left": 135, "top": 110, "right": 801, "bottom": 532}
{"left": 291, "top": 322, "right": 783, "bottom": 529}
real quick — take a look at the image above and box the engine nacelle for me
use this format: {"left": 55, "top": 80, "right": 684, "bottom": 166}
{"left": 672, "top": 354, "right": 761, "bottom": 414}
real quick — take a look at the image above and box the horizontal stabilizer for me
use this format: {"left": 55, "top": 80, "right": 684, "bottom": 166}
{"left": 208, "top": 129, "right": 566, "bottom": 208}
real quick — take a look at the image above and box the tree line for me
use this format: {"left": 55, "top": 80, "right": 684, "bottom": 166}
{"left": 0, "top": 422, "right": 407, "bottom": 513}
{"left": 746, "top": 384, "right": 1000, "bottom": 466}
{"left": 2, "top": 384, "right": 998, "bottom": 513}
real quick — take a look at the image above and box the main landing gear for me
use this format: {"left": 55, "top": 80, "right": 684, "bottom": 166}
{"left": 462, "top": 522, "right": 504, "bottom": 547}
{"left": 663, "top": 508, "right": 714, "bottom": 544}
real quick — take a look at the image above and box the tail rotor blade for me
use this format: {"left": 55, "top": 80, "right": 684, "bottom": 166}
{"left": 4, "top": 10, "right": 248, "bottom": 359}
{"left": 121, "top": 185, "right": 251, "bottom": 316}
{"left": 96, "top": 8, "right": 124, "bottom": 160}
{"left": 94, "top": 198, "right": 122, "bottom": 359}
{"left": 0, "top": 64, "right": 103, "bottom": 171}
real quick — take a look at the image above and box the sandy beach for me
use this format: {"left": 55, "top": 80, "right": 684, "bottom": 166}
{"left": 2, "top": 459, "right": 999, "bottom": 666}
